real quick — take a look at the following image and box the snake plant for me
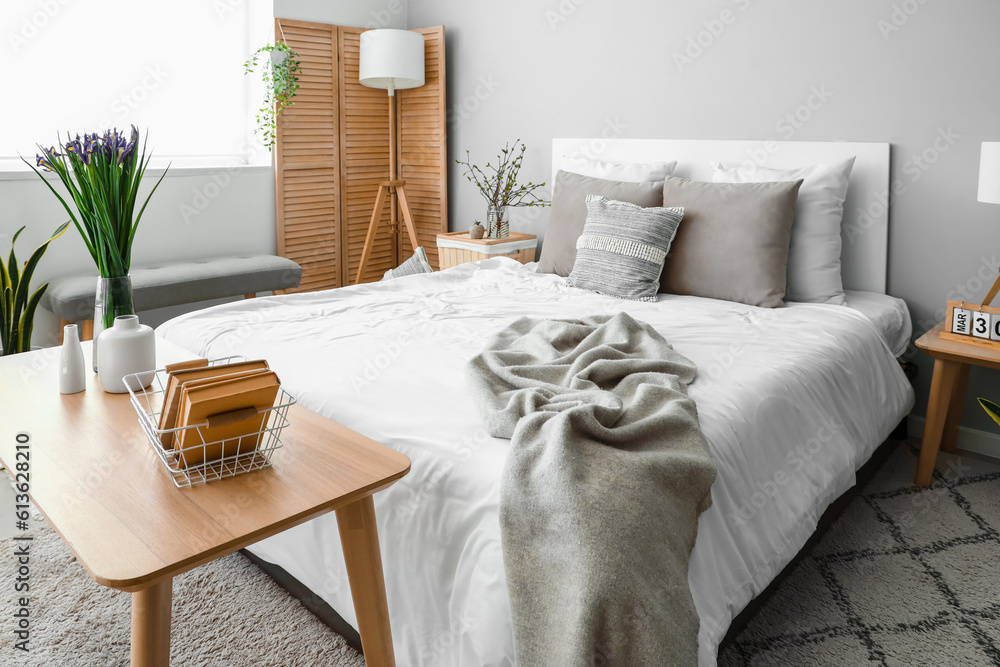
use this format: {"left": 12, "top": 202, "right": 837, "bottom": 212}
{"left": 980, "top": 398, "right": 1000, "bottom": 427}
{"left": 0, "top": 221, "right": 70, "bottom": 355}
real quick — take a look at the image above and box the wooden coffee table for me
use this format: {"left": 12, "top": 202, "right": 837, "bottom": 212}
{"left": 0, "top": 338, "right": 410, "bottom": 666}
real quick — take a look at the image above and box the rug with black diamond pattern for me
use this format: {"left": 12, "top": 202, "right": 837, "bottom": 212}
{"left": 719, "top": 440, "right": 1000, "bottom": 667}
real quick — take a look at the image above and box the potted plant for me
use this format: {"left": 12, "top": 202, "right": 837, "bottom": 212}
{"left": 456, "top": 140, "right": 549, "bottom": 239}
{"left": 981, "top": 398, "right": 1000, "bottom": 427}
{"left": 0, "top": 221, "right": 70, "bottom": 355}
{"left": 24, "top": 126, "right": 167, "bottom": 371}
{"left": 244, "top": 43, "right": 302, "bottom": 149}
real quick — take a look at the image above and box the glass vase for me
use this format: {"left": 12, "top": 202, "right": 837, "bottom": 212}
{"left": 486, "top": 205, "right": 510, "bottom": 239}
{"left": 92, "top": 275, "right": 135, "bottom": 373}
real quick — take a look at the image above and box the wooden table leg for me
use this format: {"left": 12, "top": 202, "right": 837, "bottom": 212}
{"left": 337, "top": 495, "right": 395, "bottom": 667}
{"left": 916, "top": 359, "right": 962, "bottom": 486}
{"left": 131, "top": 578, "right": 172, "bottom": 667}
{"left": 941, "top": 363, "right": 971, "bottom": 453}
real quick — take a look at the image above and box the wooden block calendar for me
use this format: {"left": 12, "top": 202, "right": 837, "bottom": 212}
{"left": 941, "top": 299, "right": 1000, "bottom": 350}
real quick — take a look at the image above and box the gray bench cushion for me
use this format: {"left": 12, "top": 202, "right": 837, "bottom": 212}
{"left": 40, "top": 255, "right": 303, "bottom": 322}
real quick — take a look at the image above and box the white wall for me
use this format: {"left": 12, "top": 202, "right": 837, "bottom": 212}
{"left": 407, "top": 0, "right": 1000, "bottom": 438}
{"left": 0, "top": 166, "right": 276, "bottom": 346}
{"left": 274, "top": 0, "right": 406, "bottom": 28}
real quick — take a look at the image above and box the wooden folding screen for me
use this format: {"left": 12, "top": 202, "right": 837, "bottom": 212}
{"left": 275, "top": 20, "right": 447, "bottom": 291}
{"left": 274, "top": 19, "right": 341, "bottom": 293}
{"left": 398, "top": 26, "right": 448, "bottom": 272}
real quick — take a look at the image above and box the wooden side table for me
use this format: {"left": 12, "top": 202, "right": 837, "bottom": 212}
{"left": 913, "top": 322, "right": 1000, "bottom": 486}
{"left": 0, "top": 339, "right": 410, "bottom": 666}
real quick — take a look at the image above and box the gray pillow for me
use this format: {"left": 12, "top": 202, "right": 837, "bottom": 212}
{"left": 659, "top": 176, "right": 803, "bottom": 308}
{"left": 568, "top": 195, "right": 684, "bottom": 302}
{"left": 537, "top": 170, "right": 664, "bottom": 276}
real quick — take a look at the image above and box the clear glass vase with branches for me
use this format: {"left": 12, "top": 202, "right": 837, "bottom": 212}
{"left": 456, "top": 140, "right": 549, "bottom": 238}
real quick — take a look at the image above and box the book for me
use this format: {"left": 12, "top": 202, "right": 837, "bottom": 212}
{"left": 156, "top": 359, "right": 270, "bottom": 446}
{"left": 164, "top": 359, "right": 210, "bottom": 374}
{"left": 173, "top": 370, "right": 281, "bottom": 469}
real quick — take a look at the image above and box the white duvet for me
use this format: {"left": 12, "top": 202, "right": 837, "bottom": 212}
{"left": 157, "top": 258, "right": 915, "bottom": 666}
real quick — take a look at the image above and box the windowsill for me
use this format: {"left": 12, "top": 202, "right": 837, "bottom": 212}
{"left": 0, "top": 161, "right": 273, "bottom": 182}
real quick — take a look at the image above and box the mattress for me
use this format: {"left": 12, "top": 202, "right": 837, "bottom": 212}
{"left": 156, "top": 258, "right": 915, "bottom": 666}
{"left": 841, "top": 289, "right": 912, "bottom": 358}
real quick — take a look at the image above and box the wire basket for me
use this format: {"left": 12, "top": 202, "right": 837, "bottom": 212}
{"left": 125, "top": 357, "right": 295, "bottom": 488}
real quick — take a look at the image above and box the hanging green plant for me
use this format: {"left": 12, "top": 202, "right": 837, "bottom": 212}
{"left": 244, "top": 43, "right": 302, "bottom": 149}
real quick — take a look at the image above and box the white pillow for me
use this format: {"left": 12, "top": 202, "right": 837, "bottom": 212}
{"left": 712, "top": 157, "right": 855, "bottom": 305}
{"left": 559, "top": 155, "right": 676, "bottom": 183}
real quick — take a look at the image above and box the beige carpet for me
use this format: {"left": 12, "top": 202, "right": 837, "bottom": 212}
{"left": 3, "top": 441, "right": 999, "bottom": 665}
{"left": 0, "top": 524, "right": 364, "bottom": 666}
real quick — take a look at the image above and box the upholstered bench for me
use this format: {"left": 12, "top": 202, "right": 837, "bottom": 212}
{"left": 41, "top": 255, "right": 302, "bottom": 341}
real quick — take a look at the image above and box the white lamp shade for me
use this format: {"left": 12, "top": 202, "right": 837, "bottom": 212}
{"left": 359, "top": 29, "right": 425, "bottom": 91}
{"left": 979, "top": 142, "right": 1000, "bottom": 204}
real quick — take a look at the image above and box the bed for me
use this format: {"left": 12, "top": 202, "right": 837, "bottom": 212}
{"left": 156, "top": 139, "right": 915, "bottom": 666}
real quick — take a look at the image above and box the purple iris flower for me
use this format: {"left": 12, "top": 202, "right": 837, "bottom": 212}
{"left": 100, "top": 128, "right": 125, "bottom": 161}
{"left": 35, "top": 145, "right": 60, "bottom": 172}
{"left": 63, "top": 134, "right": 83, "bottom": 158}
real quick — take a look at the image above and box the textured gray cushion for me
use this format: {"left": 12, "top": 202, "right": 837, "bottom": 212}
{"left": 568, "top": 195, "right": 684, "bottom": 302}
{"left": 382, "top": 247, "right": 433, "bottom": 281}
{"left": 659, "top": 176, "right": 803, "bottom": 308}
{"left": 537, "top": 171, "right": 664, "bottom": 277}
{"left": 40, "top": 255, "right": 303, "bottom": 322}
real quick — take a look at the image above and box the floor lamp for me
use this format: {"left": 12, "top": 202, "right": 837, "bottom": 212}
{"left": 355, "top": 29, "right": 426, "bottom": 285}
{"left": 979, "top": 143, "right": 1000, "bottom": 305}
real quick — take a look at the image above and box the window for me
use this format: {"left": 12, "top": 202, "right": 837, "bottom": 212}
{"left": 3, "top": 0, "right": 273, "bottom": 169}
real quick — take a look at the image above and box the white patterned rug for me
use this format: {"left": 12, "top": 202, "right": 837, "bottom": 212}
{"left": 720, "top": 442, "right": 1000, "bottom": 666}
{"left": 2, "top": 441, "right": 998, "bottom": 666}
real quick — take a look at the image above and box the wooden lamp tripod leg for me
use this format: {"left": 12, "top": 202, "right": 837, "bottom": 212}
{"left": 395, "top": 185, "right": 419, "bottom": 253}
{"left": 355, "top": 184, "right": 391, "bottom": 285}
{"left": 354, "top": 86, "right": 424, "bottom": 285}
{"left": 982, "top": 272, "right": 1000, "bottom": 309}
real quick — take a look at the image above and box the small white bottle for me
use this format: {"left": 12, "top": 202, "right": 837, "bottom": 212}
{"left": 59, "top": 323, "right": 86, "bottom": 394}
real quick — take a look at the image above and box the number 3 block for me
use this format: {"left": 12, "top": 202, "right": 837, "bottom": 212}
{"left": 972, "top": 311, "right": 991, "bottom": 339}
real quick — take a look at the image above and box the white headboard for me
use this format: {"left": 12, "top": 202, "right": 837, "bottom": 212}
{"left": 551, "top": 139, "right": 890, "bottom": 294}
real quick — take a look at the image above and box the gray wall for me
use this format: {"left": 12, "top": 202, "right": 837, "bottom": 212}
{"left": 408, "top": 0, "right": 1000, "bottom": 444}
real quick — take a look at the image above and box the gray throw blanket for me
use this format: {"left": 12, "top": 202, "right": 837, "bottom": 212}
{"left": 467, "top": 312, "right": 717, "bottom": 666}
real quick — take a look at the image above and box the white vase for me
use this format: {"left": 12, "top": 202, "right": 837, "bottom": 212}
{"left": 98, "top": 315, "right": 156, "bottom": 394}
{"left": 59, "top": 324, "right": 87, "bottom": 394}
